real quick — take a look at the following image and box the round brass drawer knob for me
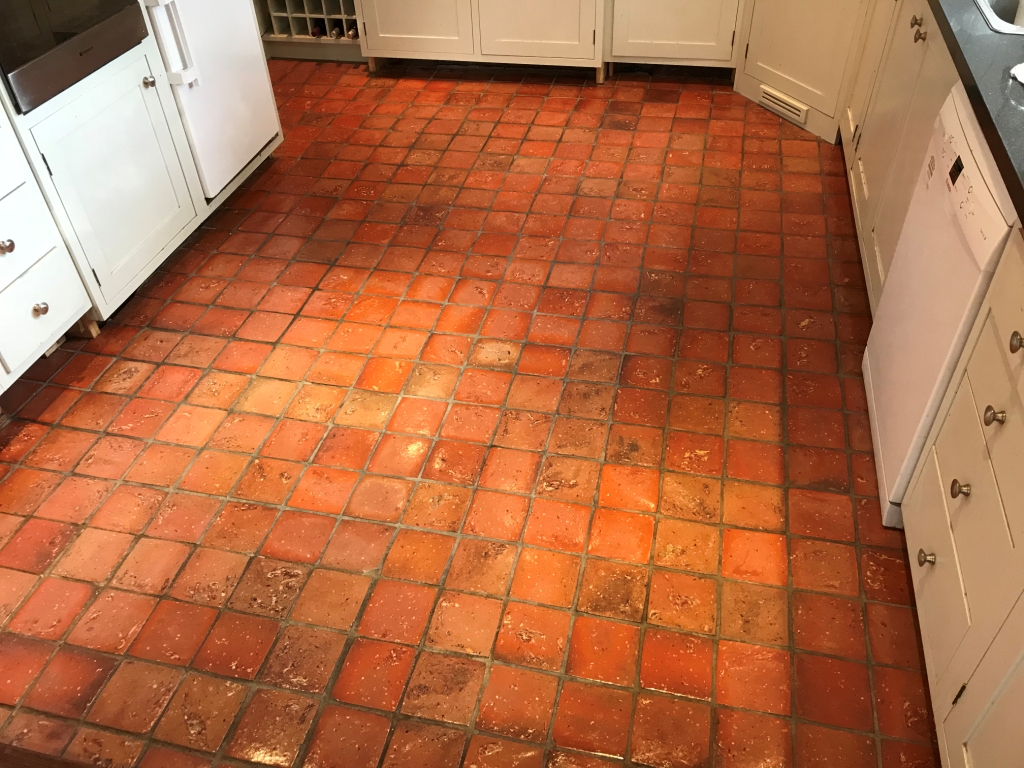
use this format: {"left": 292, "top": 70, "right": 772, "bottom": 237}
{"left": 33, "top": 303, "right": 49, "bottom": 316}
{"left": 984, "top": 406, "right": 1007, "bottom": 426}
{"left": 1011, "top": 331, "right": 1024, "bottom": 355}
{"left": 950, "top": 479, "right": 971, "bottom": 499}
{"left": 0, "top": 239, "right": 14, "bottom": 254}
{"left": 918, "top": 549, "right": 937, "bottom": 567}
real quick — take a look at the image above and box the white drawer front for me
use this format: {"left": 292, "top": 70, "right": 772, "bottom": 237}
{"left": 0, "top": 118, "right": 27, "bottom": 201}
{"left": 987, "top": 231, "right": 1024, "bottom": 391}
{"left": 0, "top": 181, "right": 64, "bottom": 294}
{"left": 0, "top": 247, "right": 90, "bottom": 374}
{"left": 902, "top": 448, "right": 971, "bottom": 679}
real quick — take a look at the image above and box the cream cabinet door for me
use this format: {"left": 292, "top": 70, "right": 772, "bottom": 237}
{"left": 31, "top": 52, "right": 195, "bottom": 305}
{"left": 743, "top": 0, "right": 863, "bottom": 116}
{"left": 360, "top": 0, "right": 474, "bottom": 54}
{"left": 612, "top": 0, "right": 740, "bottom": 61}
{"left": 478, "top": 0, "right": 597, "bottom": 60}
{"left": 841, "top": 0, "right": 901, "bottom": 148}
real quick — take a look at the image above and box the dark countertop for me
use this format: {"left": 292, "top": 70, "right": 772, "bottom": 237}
{"left": 930, "top": 0, "right": 1024, "bottom": 217}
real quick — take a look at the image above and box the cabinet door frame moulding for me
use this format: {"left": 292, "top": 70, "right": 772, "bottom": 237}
{"left": 354, "top": 0, "right": 606, "bottom": 71}
{"left": 603, "top": 0, "right": 746, "bottom": 69}
{"left": 0, "top": 24, "right": 281, "bottom": 320}
{"left": 732, "top": 0, "right": 873, "bottom": 143}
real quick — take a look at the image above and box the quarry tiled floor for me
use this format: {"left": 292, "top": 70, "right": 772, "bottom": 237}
{"left": 0, "top": 60, "right": 937, "bottom": 767}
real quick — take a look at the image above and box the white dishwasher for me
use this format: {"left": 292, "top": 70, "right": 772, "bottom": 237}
{"left": 863, "top": 82, "right": 1017, "bottom": 527}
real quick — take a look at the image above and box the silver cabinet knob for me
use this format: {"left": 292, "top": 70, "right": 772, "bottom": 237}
{"left": 984, "top": 406, "right": 1007, "bottom": 426}
{"left": 0, "top": 239, "right": 13, "bottom": 254}
{"left": 142, "top": 76, "right": 157, "bottom": 88}
{"left": 914, "top": 29, "right": 927, "bottom": 43}
{"left": 1011, "top": 331, "right": 1024, "bottom": 355}
{"left": 910, "top": 14, "right": 924, "bottom": 27}
{"left": 950, "top": 479, "right": 971, "bottom": 499}
{"left": 32, "top": 303, "right": 49, "bottom": 316}
{"left": 918, "top": 549, "right": 937, "bottom": 567}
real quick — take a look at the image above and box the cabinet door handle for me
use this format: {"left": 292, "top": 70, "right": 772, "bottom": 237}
{"left": 950, "top": 479, "right": 971, "bottom": 499}
{"left": 0, "top": 239, "right": 13, "bottom": 255}
{"left": 914, "top": 29, "right": 927, "bottom": 43}
{"left": 918, "top": 549, "right": 937, "bottom": 567}
{"left": 984, "top": 406, "right": 1007, "bottom": 426}
{"left": 142, "top": 76, "right": 157, "bottom": 88}
{"left": 910, "top": 15, "right": 924, "bottom": 27}
{"left": 1011, "top": 331, "right": 1024, "bottom": 354}
{"left": 32, "top": 302, "right": 49, "bottom": 316}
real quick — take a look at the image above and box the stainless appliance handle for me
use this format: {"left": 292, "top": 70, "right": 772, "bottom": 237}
{"left": 144, "top": 0, "right": 200, "bottom": 86}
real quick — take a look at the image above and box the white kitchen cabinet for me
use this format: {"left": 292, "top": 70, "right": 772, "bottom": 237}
{"left": 478, "top": 0, "right": 597, "bottom": 60}
{"left": 611, "top": 0, "right": 740, "bottom": 61}
{"left": 30, "top": 50, "right": 195, "bottom": 308}
{"left": 0, "top": 115, "right": 26, "bottom": 201}
{"left": 735, "top": 0, "right": 865, "bottom": 140}
{"left": 360, "top": 0, "right": 475, "bottom": 55}
{"left": 841, "top": 0, "right": 901, "bottom": 149}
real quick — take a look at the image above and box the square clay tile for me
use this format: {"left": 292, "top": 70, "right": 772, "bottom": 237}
{"left": 111, "top": 539, "right": 191, "bottom": 595}
{"left": 423, "top": 440, "right": 488, "bottom": 485}
{"left": 178, "top": 450, "right": 249, "bottom": 495}
{"left": 381, "top": 529, "right": 453, "bottom": 584}
{"left": 289, "top": 466, "right": 359, "bottom": 515}
{"left": 145, "top": 494, "right": 221, "bottom": 543}
{"left": 0, "top": 634, "right": 51, "bottom": 706}
{"left": 426, "top": 591, "right": 503, "bottom": 655}
{"left": 185, "top": 372, "right": 249, "bottom": 409}
{"left": 209, "top": 413, "right": 276, "bottom": 454}
{"left": 227, "top": 557, "right": 310, "bottom": 619}
{"left": 335, "top": 391, "right": 397, "bottom": 429}
{"left": 794, "top": 653, "right": 873, "bottom": 731}
{"left": 719, "top": 581, "right": 789, "bottom": 646}
{"left": 287, "top": 384, "right": 348, "bottom": 422}
{"left": 476, "top": 664, "right": 558, "bottom": 742}
{"left": 260, "top": 625, "right": 346, "bottom": 694}
{"left": 721, "top": 529, "right": 788, "bottom": 586}
{"left": 493, "top": 410, "right": 552, "bottom": 451}
{"left": 630, "top": 694, "right": 712, "bottom": 768}
{"left": 128, "top": 600, "right": 217, "bottom": 665}
{"left": 379, "top": 721, "right": 466, "bottom": 768}
{"left": 63, "top": 727, "right": 145, "bottom": 766}
{"left": 566, "top": 615, "right": 640, "bottom": 686}
{"left": 260, "top": 510, "right": 335, "bottom": 563}
{"left": 401, "top": 652, "right": 486, "bottom": 725}
{"left": 445, "top": 540, "right": 517, "bottom": 596}
{"left": 367, "top": 434, "right": 431, "bottom": 477}
{"left": 716, "top": 640, "right": 792, "bottom": 716}
{"left": 866, "top": 603, "right": 922, "bottom": 670}
{"left": 464, "top": 736, "right": 543, "bottom": 768}
{"left": 87, "top": 660, "right": 183, "bottom": 734}
{"left": 0, "top": 518, "right": 76, "bottom": 574}
{"left": 509, "top": 548, "right": 580, "bottom": 608}
{"left": 788, "top": 488, "right": 856, "bottom": 542}
{"left": 387, "top": 397, "right": 448, "bottom": 437}
{"left": 193, "top": 612, "right": 279, "bottom": 679}
{"left": 0, "top": 568, "right": 37, "bottom": 624}
{"left": 123, "top": 445, "right": 195, "bottom": 487}
{"left": 506, "top": 376, "right": 562, "bottom": 412}
{"left": 405, "top": 365, "right": 460, "bottom": 400}
{"left": 22, "top": 647, "right": 115, "bottom": 717}
{"left": 652, "top": 518, "right": 719, "bottom": 574}
{"left": 647, "top": 570, "right": 717, "bottom": 634}
{"left": 793, "top": 592, "right": 866, "bottom": 660}
{"left": 794, "top": 724, "right": 876, "bottom": 768}
{"left": 321, "top": 520, "right": 394, "bottom": 573}
{"left": 461, "top": 491, "right": 530, "bottom": 541}
{"left": 332, "top": 638, "right": 416, "bottom": 711}
{"left": 0, "top": 710, "right": 75, "bottom": 755}
{"left": 790, "top": 538, "right": 860, "bottom": 596}
{"left": 440, "top": 404, "right": 501, "bottom": 443}
{"left": 535, "top": 456, "right": 600, "bottom": 504}
{"left": 606, "top": 424, "right": 663, "bottom": 466}
{"left": 291, "top": 569, "right": 371, "bottom": 630}
{"left": 589, "top": 508, "right": 656, "bottom": 564}
{"left": 479, "top": 447, "right": 541, "bottom": 493}
{"left": 52, "top": 529, "right": 133, "bottom": 583}
{"left": 89, "top": 486, "right": 166, "bottom": 534}
{"left": 860, "top": 548, "right": 912, "bottom": 605}
{"left": 715, "top": 709, "right": 793, "bottom": 768}
{"left": 201, "top": 501, "right": 277, "bottom": 554}
{"left": 664, "top": 431, "right": 724, "bottom": 477}
{"left": 640, "top": 628, "right": 714, "bottom": 700}
{"left": 523, "top": 499, "right": 591, "bottom": 553}
{"left": 59, "top": 393, "right": 126, "bottom": 432}
{"left": 402, "top": 483, "right": 473, "bottom": 532}
{"left": 303, "top": 705, "right": 390, "bottom": 768}
{"left": 872, "top": 666, "right": 934, "bottom": 743}
{"left": 154, "top": 673, "right": 247, "bottom": 752}
{"left": 552, "top": 680, "right": 632, "bottom": 757}
{"left": 576, "top": 560, "right": 648, "bottom": 622}
{"left": 494, "top": 603, "right": 570, "bottom": 672}
{"left": 357, "top": 580, "right": 437, "bottom": 645}
{"left": 23, "top": 429, "right": 96, "bottom": 472}
{"left": 155, "top": 406, "right": 228, "bottom": 447}
{"left": 66, "top": 590, "right": 156, "bottom": 654}
{"left": 259, "top": 420, "right": 327, "bottom": 461}
{"left": 7, "top": 578, "right": 94, "bottom": 640}
{"left": 722, "top": 482, "right": 786, "bottom": 531}
{"left": 344, "top": 476, "right": 413, "bottom": 523}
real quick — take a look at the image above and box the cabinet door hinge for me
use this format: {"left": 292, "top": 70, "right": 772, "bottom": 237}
{"left": 951, "top": 684, "right": 967, "bottom": 708}
{"left": 40, "top": 153, "right": 52, "bottom": 176}
{"left": 91, "top": 268, "right": 101, "bottom": 287}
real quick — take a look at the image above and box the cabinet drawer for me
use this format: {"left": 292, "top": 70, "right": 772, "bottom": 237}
{"left": 986, "top": 231, "right": 1024, "bottom": 389}
{"left": 0, "top": 247, "right": 90, "bottom": 374}
{"left": 902, "top": 448, "right": 970, "bottom": 679}
{"left": 0, "top": 181, "right": 65, "bottom": 294}
{"left": 0, "top": 118, "right": 27, "bottom": 201}
{"left": 966, "top": 311, "right": 1024, "bottom": 543}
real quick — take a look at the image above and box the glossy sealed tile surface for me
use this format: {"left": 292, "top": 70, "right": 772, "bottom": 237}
{"left": 0, "top": 59, "right": 935, "bottom": 767}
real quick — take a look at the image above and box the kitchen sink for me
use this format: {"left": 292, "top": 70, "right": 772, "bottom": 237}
{"left": 974, "top": 0, "right": 1024, "bottom": 33}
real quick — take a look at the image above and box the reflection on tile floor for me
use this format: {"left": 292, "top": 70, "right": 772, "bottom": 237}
{"left": 0, "top": 60, "right": 937, "bottom": 767}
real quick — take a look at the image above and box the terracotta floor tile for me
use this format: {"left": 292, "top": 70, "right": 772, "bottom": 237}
{"left": 0, "top": 61, "right": 930, "bottom": 765}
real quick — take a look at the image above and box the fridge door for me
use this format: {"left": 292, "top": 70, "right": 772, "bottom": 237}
{"left": 146, "top": 0, "right": 280, "bottom": 198}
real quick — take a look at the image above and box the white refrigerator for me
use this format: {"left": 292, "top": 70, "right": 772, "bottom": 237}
{"left": 144, "top": 0, "right": 281, "bottom": 198}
